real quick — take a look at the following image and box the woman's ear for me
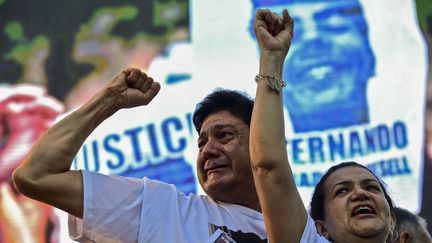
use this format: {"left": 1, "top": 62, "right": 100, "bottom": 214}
{"left": 389, "top": 211, "right": 399, "bottom": 242}
{"left": 390, "top": 211, "right": 396, "bottom": 231}
{"left": 315, "top": 220, "right": 330, "bottom": 240}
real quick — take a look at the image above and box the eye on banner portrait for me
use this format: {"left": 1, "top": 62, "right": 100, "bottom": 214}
{"left": 192, "top": 0, "right": 428, "bottom": 212}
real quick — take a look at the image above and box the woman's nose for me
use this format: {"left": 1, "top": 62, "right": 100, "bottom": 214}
{"left": 350, "top": 186, "right": 370, "bottom": 201}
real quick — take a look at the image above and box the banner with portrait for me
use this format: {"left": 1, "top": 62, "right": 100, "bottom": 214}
{"left": 192, "top": 0, "right": 428, "bottom": 212}
{"left": 0, "top": 0, "right": 429, "bottom": 242}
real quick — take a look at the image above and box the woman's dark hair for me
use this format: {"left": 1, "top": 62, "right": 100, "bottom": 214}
{"left": 310, "top": 161, "right": 394, "bottom": 221}
{"left": 192, "top": 89, "right": 254, "bottom": 133}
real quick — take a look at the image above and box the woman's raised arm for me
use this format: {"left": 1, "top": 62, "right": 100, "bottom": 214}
{"left": 250, "top": 9, "right": 308, "bottom": 243}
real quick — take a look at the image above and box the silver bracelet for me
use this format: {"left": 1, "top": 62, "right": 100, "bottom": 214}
{"left": 254, "top": 74, "right": 286, "bottom": 93}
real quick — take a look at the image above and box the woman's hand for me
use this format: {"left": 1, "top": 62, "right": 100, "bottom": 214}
{"left": 254, "top": 9, "right": 294, "bottom": 58}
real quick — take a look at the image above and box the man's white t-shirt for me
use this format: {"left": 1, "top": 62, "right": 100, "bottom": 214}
{"left": 68, "top": 170, "right": 267, "bottom": 243}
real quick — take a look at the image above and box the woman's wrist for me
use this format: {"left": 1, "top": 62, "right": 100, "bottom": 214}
{"left": 259, "top": 54, "right": 285, "bottom": 78}
{"left": 260, "top": 49, "right": 287, "bottom": 60}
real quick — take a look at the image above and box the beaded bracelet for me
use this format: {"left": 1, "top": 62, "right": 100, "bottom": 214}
{"left": 254, "top": 74, "right": 286, "bottom": 93}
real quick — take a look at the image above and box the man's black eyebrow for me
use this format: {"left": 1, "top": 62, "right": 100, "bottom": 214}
{"left": 213, "top": 124, "right": 236, "bottom": 129}
{"left": 198, "top": 124, "right": 236, "bottom": 139}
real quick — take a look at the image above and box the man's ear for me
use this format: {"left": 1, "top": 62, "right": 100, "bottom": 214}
{"left": 398, "top": 231, "right": 410, "bottom": 243}
{"left": 315, "top": 220, "right": 330, "bottom": 240}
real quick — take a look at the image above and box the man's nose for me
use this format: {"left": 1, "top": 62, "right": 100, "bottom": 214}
{"left": 202, "top": 140, "right": 221, "bottom": 160}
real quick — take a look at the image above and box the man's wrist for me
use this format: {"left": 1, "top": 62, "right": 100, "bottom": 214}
{"left": 83, "top": 89, "right": 124, "bottom": 120}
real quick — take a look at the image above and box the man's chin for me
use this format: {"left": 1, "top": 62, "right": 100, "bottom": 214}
{"left": 203, "top": 178, "right": 234, "bottom": 198}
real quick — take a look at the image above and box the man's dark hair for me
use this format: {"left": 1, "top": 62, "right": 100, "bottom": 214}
{"left": 192, "top": 89, "right": 254, "bottom": 133}
{"left": 394, "top": 207, "right": 423, "bottom": 234}
{"left": 310, "top": 161, "right": 394, "bottom": 221}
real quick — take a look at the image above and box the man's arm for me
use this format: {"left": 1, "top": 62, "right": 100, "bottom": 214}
{"left": 12, "top": 68, "right": 160, "bottom": 218}
{"left": 250, "top": 9, "right": 308, "bottom": 243}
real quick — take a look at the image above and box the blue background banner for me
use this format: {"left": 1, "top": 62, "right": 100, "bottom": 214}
{"left": 0, "top": 0, "right": 431, "bottom": 241}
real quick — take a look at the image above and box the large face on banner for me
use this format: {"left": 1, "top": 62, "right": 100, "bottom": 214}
{"left": 251, "top": 0, "right": 375, "bottom": 132}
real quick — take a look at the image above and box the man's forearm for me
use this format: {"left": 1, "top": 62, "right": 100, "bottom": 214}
{"left": 16, "top": 89, "right": 119, "bottom": 177}
{"left": 12, "top": 68, "right": 160, "bottom": 218}
{"left": 11, "top": 89, "right": 119, "bottom": 218}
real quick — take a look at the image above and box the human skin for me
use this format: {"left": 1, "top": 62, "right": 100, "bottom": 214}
{"left": 196, "top": 111, "right": 259, "bottom": 210}
{"left": 315, "top": 166, "right": 395, "bottom": 242}
{"left": 250, "top": 8, "right": 394, "bottom": 243}
{"left": 398, "top": 227, "right": 432, "bottom": 243}
{"left": 12, "top": 68, "right": 160, "bottom": 218}
{"left": 250, "top": 8, "right": 306, "bottom": 243}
